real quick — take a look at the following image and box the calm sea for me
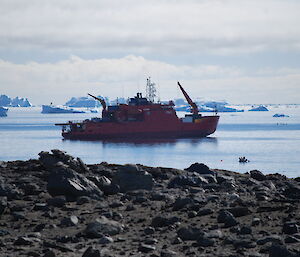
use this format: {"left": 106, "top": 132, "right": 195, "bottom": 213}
{"left": 0, "top": 106, "right": 299, "bottom": 177}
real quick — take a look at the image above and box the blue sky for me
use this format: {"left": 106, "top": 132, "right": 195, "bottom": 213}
{"left": 0, "top": 0, "right": 300, "bottom": 104}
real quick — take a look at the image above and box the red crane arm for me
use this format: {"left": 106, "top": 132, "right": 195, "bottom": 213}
{"left": 177, "top": 82, "right": 199, "bottom": 115}
{"left": 88, "top": 93, "right": 106, "bottom": 111}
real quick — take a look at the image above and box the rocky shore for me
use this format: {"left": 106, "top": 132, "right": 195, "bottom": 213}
{"left": 0, "top": 150, "right": 300, "bottom": 257}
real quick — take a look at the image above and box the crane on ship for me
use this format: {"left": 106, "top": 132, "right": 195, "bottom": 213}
{"left": 177, "top": 82, "right": 199, "bottom": 115}
{"left": 88, "top": 93, "right": 107, "bottom": 111}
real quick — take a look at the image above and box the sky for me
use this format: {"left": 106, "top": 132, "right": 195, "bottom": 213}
{"left": 0, "top": 0, "right": 300, "bottom": 105}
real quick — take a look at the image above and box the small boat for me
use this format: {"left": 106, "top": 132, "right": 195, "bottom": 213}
{"left": 41, "top": 105, "right": 85, "bottom": 114}
{"left": 56, "top": 79, "right": 219, "bottom": 140}
{"left": 0, "top": 106, "right": 8, "bottom": 117}
{"left": 273, "top": 113, "right": 289, "bottom": 118}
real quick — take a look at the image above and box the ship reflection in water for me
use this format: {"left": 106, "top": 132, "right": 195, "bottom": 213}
{"left": 63, "top": 136, "right": 218, "bottom": 146}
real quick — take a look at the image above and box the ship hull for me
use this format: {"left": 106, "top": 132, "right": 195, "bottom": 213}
{"left": 62, "top": 116, "right": 219, "bottom": 140}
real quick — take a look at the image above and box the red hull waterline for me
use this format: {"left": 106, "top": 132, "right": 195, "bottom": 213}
{"left": 61, "top": 115, "right": 219, "bottom": 140}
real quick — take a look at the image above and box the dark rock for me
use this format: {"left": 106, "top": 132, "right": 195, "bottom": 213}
{"left": 85, "top": 216, "right": 124, "bottom": 238}
{"left": 151, "top": 216, "right": 180, "bottom": 228}
{"left": 283, "top": 222, "right": 299, "bottom": 235}
{"left": 172, "top": 197, "right": 194, "bottom": 211}
{"left": 283, "top": 183, "right": 300, "bottom": 199}
{"left": 177, "top": 226, "right": 204, "bottom": 241}
{"left": 226, "top": 207, "right": 251, "bottom": 217}
{"left": 250, "top": 170, "right": 266, "bottom": 181}
{"left": 233, "top": 239, "right": 256, "bottom": 249}
{"left": 185, "top": 163, "right": 215, "bottom": 175}
{"left": 256, "top": 235, "right": 283, "bottom": 245}
{"left": 82, "top": 246, "right": 101, "bottom": 257}
{"left": 112, "top": 164, "right": 153, "bottom": 192}
{"left": 197, "top": 236, "right": 215, "bottom": 247}
{"left": 268, "top": 243, "right": 299, "bottom": 257}
{"left": 76, "top": 196, "right": 91, "bottom": 205}
{"left": 14, "top": 236, "right": 33, "bottom": 245}
{"left": 168, "top": 175, "right": 208, "bottom": 188}
{"left": 47, "top": 196, "right": 66, "bottom": 207}
{"left": 138, "top": 243, "right": 156, "bottom": 253}
{"left": 33, "top": 203, "right": 49, "bottom": 211}
{"left": 285, "top": 235, "right": 300, "bottom": 244}
{"left": 99, "top": 235, "right": 114, "bottom": 244}
{"left": 217, "top": 210, "right": 238, "bottom": 228}
{"left": 39, "top": 150, "right": 89, "bottom": 173}
{"left": 197, "top": 208, "right": 213, "bottom": 216}
{"left": 160, "top": 249, "right": 178, "bottom": 257}
{"left": 0, "top": 178, "right": 22, "bottom": 199}
{"left": 43, "top": 250, "right": 56, "bottom": 257}
{"left": 0, "top": 196, "right": 7, "bottom": 215}
{"left": 47, "top": 163, "right": 103, "bottom": 199}
{"left": 239, "top": 226, "right": 252, "bottom": 235}
{"left": 60, "top": 215, "right": 79, "bottom": 227}
{"left": 252, "top": 217, "right": 261, "bottom": 226}
{"left": 144, "top": 226, "right": 155, "bottom": 235}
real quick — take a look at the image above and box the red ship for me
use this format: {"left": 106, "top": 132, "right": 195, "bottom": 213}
{"left": 56, "top": 79, "right": 219, "bottom": 140}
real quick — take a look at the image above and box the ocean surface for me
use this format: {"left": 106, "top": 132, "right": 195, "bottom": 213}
{"left": 0, "top": 106, "right": 300, "bottom": 177}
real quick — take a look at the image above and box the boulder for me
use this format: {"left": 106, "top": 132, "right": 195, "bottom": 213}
{"left": 111, "top": 164, "right": 153, "bottom": 192}
{"left": 85, "top": 216, "right": 124, "bottom": 238}
{"left": 0, "top": 196, "right": 7, "bottom": 215}
{"left": 47, "top": 163, "right": 103, "bottom": 199}
{"left": 185, "top": 163, "right": 215, "bottom": 175}
{"left": 168, "top": 174, "right": 208, "bottom": 188}
{"left": 250, "top": 170, "right": 266, "bottom": 181}
{"left": 151, "top": 215, "right": 180, "bottom": 228}
{"left": 177, "top": 226, "right": 204, "bottom": 241}
{"left": 39, "top": 150, "right": 89, "bottom": 173}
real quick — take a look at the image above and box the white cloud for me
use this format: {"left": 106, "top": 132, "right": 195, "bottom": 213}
{"left": 0, "top": 55, "right": 299, "bottom": 104}
{"left": 0, "top": 0, "right": 300, "bottom": 55}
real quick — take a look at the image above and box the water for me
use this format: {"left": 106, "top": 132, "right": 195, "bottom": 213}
{"left": 0, "top": 106, "right": 300, "bottom": 177}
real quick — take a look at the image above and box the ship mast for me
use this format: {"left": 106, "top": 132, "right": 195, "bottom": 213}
{"left": 146, "top": 77, "right": 156, "bottom": 103}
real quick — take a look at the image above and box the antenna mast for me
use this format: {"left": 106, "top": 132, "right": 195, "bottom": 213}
{"left": 146, "top": 77, "right": 156, "bottom": 103}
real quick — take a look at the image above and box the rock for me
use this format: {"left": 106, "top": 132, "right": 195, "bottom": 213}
{"left": 76, "top": 196, "right": 91, "bottom": 205}
{"left": 151, "top": 216, "right": 180, "bottom": 228}
{"left": 269, "top": 243, "right": 299, "bottom": 257}
{"left": 47, "top": 163, "right": 103, "bottom": 199}
{"left": 138, "top": 243, "right": 156, "bottom": 253}
{"left": 39, "top": 150, "right": 89, "bottom": 173}
{"left": 168, "top": 175, "right": 208, "bottom": 188}
{"left": 43, "top": 250, "right": 56, "bottom": 257}
{"left": 0, "top": 196, "right": 7, "bottom": 215}
{"left": 85, "top": 216, "right": 124, "bottom": 238}
{"left": 112, "top": 164, "right": 153, "bottom": 192}
{"left": 177, "top": 226, "right": 204, "bottom": 241}
{"left": 82, "top": 246, "right": 101, "bottom": 257}
{"left": 99, "top": 235, "right": 114, "bottom": 244}
{"left": 60, "top": 215, "right": 79, "bottom": 227}
{"left": 47, "top": 196, "right": 66, "bottom": 207}
{"left": 217, "top": 210, "right": 238, "bottom": 228}
{"left": 185, "top": 163, "right": 215, "bottom": 175}
{"left": 250, "top": 170, "right": 266, "bottom": 181}
{"left": 239, "top": 226, "right": 252, "bottom": 235}
{"left": 172, "top": 197, "right": 194, "bottom": 211}
{"left": 14, "top": 236, "right": 33, "bottom": 245}
{"left": 252, "top": 217, "right": 261, "bottom": 226}
{"left": 282, "top": 222, "right": 299, "bottom": 235}
{"left": 285, "top": 235, "right": 300, "bottom": 244}
{"left": 226, "top": 207, "right": 251, "bottom": 217}
{"left": 161, "top": 249, "right": 178, "bottom": 257}
{"left": 256, "top": 235, "right": 283, "bottom": 245}
{"left": 144, "top": 227, "right": 155, "bottom": 235}
{"left": 197, "top": 236, "right": 215, "bottom": 247}
{"left": 283, "top": 183, "right": 300, "bottom": 199}
{"left": 197, "top": 208, "right": 213, "bottom": 216}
